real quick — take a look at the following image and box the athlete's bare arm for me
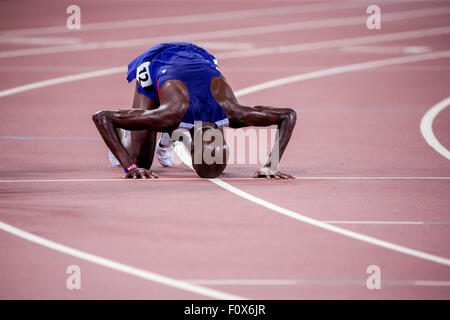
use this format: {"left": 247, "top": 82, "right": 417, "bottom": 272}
{"left": 93, "top": 80, "right": 189, "bottom": 178}
{"left": 129, "top": 82, "right": 159, "bottom": 169}
{"left": 211, "top": 77, "right": 297, "bottom": 179}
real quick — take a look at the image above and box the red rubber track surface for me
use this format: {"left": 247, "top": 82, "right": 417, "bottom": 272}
{"left": 0, "top": 0, "right": 449, "bottom": 299}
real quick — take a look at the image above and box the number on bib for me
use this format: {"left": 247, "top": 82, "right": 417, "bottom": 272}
{"left": 136, "top": 62, "right": 152, "bottom": 88}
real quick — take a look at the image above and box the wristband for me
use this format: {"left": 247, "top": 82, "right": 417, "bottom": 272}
{"left": 124, "top": 163, "right": 138, "bottom": 173}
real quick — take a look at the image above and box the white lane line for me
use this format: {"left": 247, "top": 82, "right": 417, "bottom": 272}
{"left": 0, "top": 1, "right": 365, "bottom": 36}
{"left": 195, "top": 41, "right": 254, "bottom": 51}
{"left": 0, "top": 36, "right": 82, "bottom": 45}
{"left": 0, "top": 177, "right": 253, "bottom": 183}
{"left": 414, "top": 280, "right": 450, "bottom": 286}
{"left": 0, "top": 221, "right": 245, "bottom": 300}
{"left": 174, "top": 143, "right": 450, "bottom": 267}
{"left": 234, "top": 50, "right": 450, "bottom": 97}
{"left": 322, "top": 221, "right": 450, "bottom": 225}
{"left": 0, "top": 67, "right": 125, "bottom": 98}
{"left": 185, "top": 279, "right": 450, "bottom": 286}
{"left": 2, "top": 178, "right": 448, "bottom": 225}
{"left": 420, "top": 97, "right": 450, "bottom": 160}
{"left": 2, "top": 28, "right": 450, "bottom": 98}
{"left": 293, "top": 176, "right": 450, "bottom": 180}
{"left": 0, "top": 66, "right": 104, "bottom": 73}
{"left": 220, "top": 52, "right": 450, "bottom": 267}
{"left": 1, "top": 6, "right": 449, "bottom": 59}
{"left": 218, "top": 25, "right": 450, "bottom": 60}
{"left": 0, "top": 177, "right": 449, "bottom": 184}
{"left": 211, "top": 178, "right": 450, "bottom": 266}
{"left": 340, "top": 45, "right": 431, "bottom": 55}
{"left": 1, "top": 136, "right": 101, "bottom": 140}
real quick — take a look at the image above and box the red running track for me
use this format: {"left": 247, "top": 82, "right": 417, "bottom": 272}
{"left": 0, "top": 0, "right": 449, "bottom": 299}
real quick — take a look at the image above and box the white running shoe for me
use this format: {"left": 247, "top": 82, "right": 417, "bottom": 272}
{"left": 156, "top": 136, "right": 175, "bottom": 167}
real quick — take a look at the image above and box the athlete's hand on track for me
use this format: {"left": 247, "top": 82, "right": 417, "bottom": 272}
{"left": 253, "top": 167, "right": 294, "bottom": 179}
{"left": 124, "top": 168, "right": 159, "bottom": 179}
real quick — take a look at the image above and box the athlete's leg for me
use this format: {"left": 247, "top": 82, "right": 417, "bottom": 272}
{"left": 210, "top": 76, "right": 297, "bottom": 178}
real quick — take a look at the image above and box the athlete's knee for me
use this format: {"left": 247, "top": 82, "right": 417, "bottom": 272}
{"left": 158, "top": 104, "right": 188, "bottom": 131}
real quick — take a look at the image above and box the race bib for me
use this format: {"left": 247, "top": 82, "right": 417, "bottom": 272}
{"left": 136, "top": 61, "right": 152, "bottom": 88}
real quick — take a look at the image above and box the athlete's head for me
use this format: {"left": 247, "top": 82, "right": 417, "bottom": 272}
{"left": 190, "top": 121, "right": 228, "bottom": 178}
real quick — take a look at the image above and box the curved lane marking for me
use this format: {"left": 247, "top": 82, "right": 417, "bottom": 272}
{"left": 0, "top": 221, "right": 245, "bottom": 300}
{"left": 173, "top": 143, "right": 450, "bottom": 267}
{"left": 420, "top": 97, "right": 450, "bottom": 160}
